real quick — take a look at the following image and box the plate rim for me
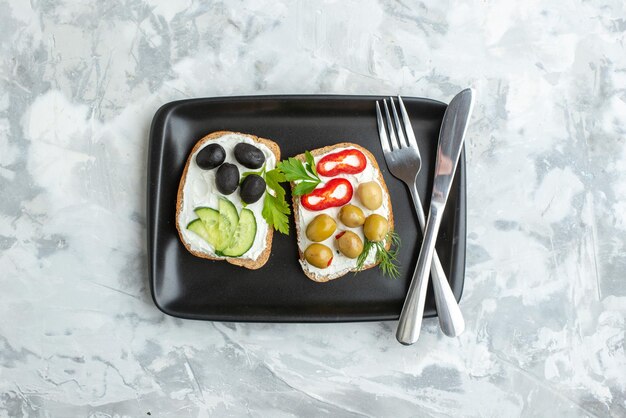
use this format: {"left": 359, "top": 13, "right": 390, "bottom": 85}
{"left": 147, "top": 94, "right": 466, "bottom": 323}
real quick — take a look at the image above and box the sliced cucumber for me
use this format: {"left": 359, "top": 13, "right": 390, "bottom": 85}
{"left": 188, "top": 200, "right": 256, "bottom": 258}
{"left": 186, "top": 219, "right": 212, "bottom": 243}
{"left": 194, "top": 207, "right": 220, "bottom": 248}
{"left": 222, "top": 208, "right": 257, "bottom": 257}
{"left": 215, "top": 198, "right": 239, "bottom": 253}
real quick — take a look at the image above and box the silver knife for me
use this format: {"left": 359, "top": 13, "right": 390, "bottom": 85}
{"left": 396, "top": 88, "right": 474, "bottom": 345}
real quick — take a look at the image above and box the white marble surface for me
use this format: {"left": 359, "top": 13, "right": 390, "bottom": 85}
{"left": 1, "top": 0, "right": 625, "bottom": 416}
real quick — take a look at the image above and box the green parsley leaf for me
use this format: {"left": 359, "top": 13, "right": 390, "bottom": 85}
{"left": 258, "top": 168, "right": 290, "bottom": 234}
{"left": 265, "top": 168, "right": 286, "bottom": 199}
{"left": 293, "top": 180, "right": 318, "bottom": 196}
{"left": 276, "top": 155, "right": 321, "bottom": 196}
{"left": 262, "top": 192, "right": 290, "bottom": 235}
{"left": 305, "top": 150, "right": 318, "bottom": 176}
{"left": 277, "top": 157, "right": 312, "bottom": 181}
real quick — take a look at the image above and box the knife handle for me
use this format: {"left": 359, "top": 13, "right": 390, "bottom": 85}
{"left": 409, "top": 184, "right": 465, "bottom": 337}
{"left": 396, "top": 204, "right": 442, "bottom": 345}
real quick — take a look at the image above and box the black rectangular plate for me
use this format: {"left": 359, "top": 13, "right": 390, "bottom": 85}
{"left": 148, "top": 95, "right": 465, "bottom": 322}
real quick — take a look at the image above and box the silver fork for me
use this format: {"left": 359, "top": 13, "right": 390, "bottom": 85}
{"left": 376, "top": 96, "right": 465, "bottom": 338}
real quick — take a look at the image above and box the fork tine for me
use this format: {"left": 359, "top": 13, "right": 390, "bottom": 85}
{"left": 382, "top": 100, "right": 401, "bottom": 151}
{"left": 389, "top": 96, "right": 407, "bottom": 148}
{"left": 398, "top": 96, "right": 419, "bottom": 152}
{"left": 375, "top": 102, "right": 391, "bottom": 154}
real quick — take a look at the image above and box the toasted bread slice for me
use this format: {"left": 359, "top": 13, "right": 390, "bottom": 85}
{"left": 290, "top": 142, "right": 394, "bottom": 282}
{"left": 175, "top": 131, "right": 280, "bottom": 270}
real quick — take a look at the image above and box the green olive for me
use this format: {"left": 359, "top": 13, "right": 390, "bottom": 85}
{"left": 338, "top": 204, "right": 365, "bottom": 227}
{"left": 364, "top": 214, "right": 388, "bottom": 242}
{"left": 336, "top": 231, "right": 364, "bottom": 259}
{"left": 357, "top": 181, "right": 383, "bottom": 210}
{"left": 304, "top": 243, "right": 333, "bottom": 268}
{"left": 306, "top": 214, "right": 337, "bottom": 242}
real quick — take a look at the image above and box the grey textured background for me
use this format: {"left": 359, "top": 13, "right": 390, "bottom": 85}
{"left": 0, "top": 0, "right": 625, "bottom": 417}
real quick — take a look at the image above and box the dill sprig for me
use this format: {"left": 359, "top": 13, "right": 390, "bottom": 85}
{"left": 356, "top": 230, "right": 401, "bottom": 279}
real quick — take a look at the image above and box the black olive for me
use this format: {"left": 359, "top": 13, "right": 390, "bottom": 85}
{"left": 234, "top": 143, "right": 265, "bottom": 169}
{"left": 196, "top": 144, "right": 226, "bottom": 170}
{"left": 240, "top": 174, "right": 266, "bottom": 204}
{"left": 215, "top": 163, "right": 239, "bottom": 195}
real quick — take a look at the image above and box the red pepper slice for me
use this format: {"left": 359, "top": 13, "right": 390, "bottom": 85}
{"left": 301, "top": 178, "right": 353, "bottom": 211}
{"left": 316, "top": 149, "right": 367, "bottom": 177}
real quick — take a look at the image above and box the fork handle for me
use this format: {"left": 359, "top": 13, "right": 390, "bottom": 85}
{"left": 409, "top": 184, "right": 465, "bottom": 337}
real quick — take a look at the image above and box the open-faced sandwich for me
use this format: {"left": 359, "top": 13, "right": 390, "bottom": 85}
{"left": 176, "top": 131, "right": 290, "bottom": 269}
{"left": 279, "top": 143, "right": 398, "bottom": 282}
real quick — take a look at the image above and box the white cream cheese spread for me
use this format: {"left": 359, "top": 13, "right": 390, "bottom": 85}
{"left": 178, "top": 133, "right": 276, "bottom": 260}
{"left": 296, "top": 147, "right": 391, "bottom": 279}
